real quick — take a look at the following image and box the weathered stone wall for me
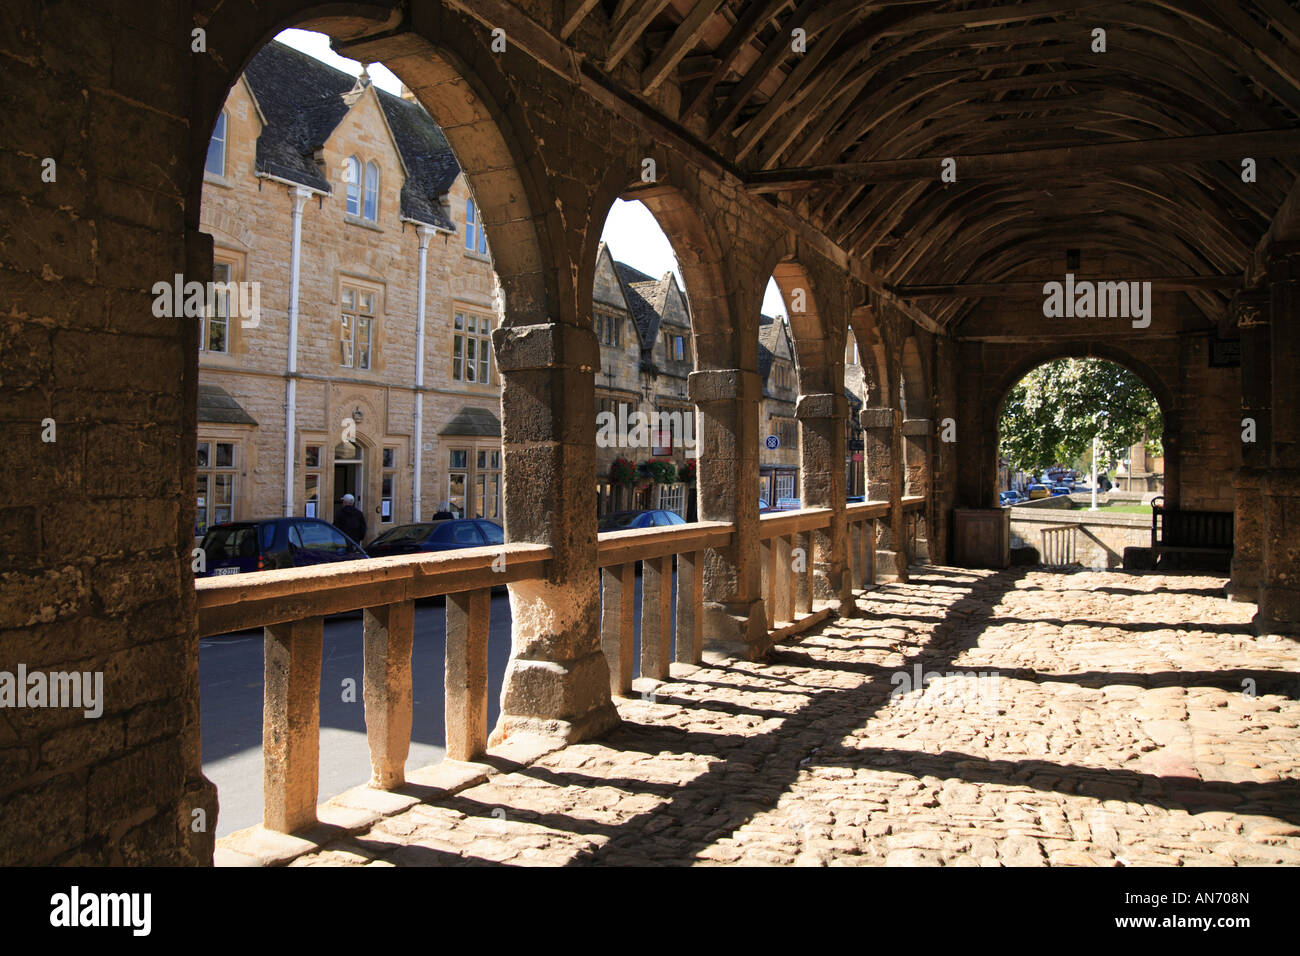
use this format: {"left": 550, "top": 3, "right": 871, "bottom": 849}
{"left": 951, "top": 277, "right": 1238, "bottom": 515}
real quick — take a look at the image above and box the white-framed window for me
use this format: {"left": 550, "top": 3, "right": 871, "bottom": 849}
{"left": 448, "top": 449, "right": 469, "bottom": 516}
{"left": 205, "top": 110, "right": 227, "bottom": 177}
{"left": 196, "top": 440, "right": 236, "bottom": 536}
{"left": 475, "top": 449, "right": 501, "bottom": 519}
{"left": 380, "top": 446, "right": 396, "bottom": 523}
{"left": 774, "top": 473, "right": 796, "bottom": 501}
{"left": 200, "top": 261, "right": 231, "bottom": 354}
{"left": 658, "top": 482, "right": 685, "bottom": 517}
{"left": 303, "top": 444, "right": 321, "bottom": 518}
{"left": 364, "top": 161, "right": 379, "bottom": 221}
{"left": 464, "top": 198, "right": 488, "bottom": 255}
{"left": 345, "top": 155, "right": 362, "bottom": 216}
{"left": 452, "top": 311, "right": 492, "bottom": 383}
{"left": 340, "top": 286, "right": 374, "bottom": 369}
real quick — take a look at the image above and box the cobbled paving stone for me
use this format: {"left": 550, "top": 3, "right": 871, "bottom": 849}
{"left": 293, "top": 567, "right": 1300, "bottom": 866}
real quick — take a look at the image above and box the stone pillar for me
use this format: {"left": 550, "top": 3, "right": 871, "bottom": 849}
{"left": 490, "top": 322, "right": 619, "bottom": 744}
{"left": 863, "top": 405, "right": 907, "bottom": 582}
{"left": 690, "top": 367, "right": 769, "bottom": 659}
{"left": 1229, "top": 295, "right": 1270, "bottom": 603}
{"left": 1257, "top": 250, "right": 1300, "bottom": 635}
{"left": 797, "top": 392, "right": 852, "bottom": 615}
{"left": 902, "top": 417, "right": 932, "bottom": 561}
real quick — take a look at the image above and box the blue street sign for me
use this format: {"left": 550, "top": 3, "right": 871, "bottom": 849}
{"left": 765, "top": 435, "right": 780, "bottom": 450}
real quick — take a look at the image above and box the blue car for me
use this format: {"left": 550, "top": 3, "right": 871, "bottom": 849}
{"left": 1049, "top": 484, "right": 1071, "bottom": 496}
{"left": 999, "top": 491, "right": 1020, "bottom": 506}
{"left": 199, "top": 517, "right": 367, "bottom": 576}
{"left": 598, "top": 509, "right": 686, "bottom": 531}
{"left": 365, "top": 518, "right": 504, "bottom": 556}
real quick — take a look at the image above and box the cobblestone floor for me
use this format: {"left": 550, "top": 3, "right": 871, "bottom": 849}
{"left": 292, "top": 567, "right": 1300, "bottom": 866}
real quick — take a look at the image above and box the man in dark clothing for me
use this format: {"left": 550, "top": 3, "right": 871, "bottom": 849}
{"left": 334, "top": 493, "right": 367, "bottom": 544}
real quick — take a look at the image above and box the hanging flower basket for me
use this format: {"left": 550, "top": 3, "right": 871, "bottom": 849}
{"left": 647, "top": 459, "right": 678, "bottom": 485}
{"left": 676, "top": 460, "right": 696, "bottom": 484}
{"left": 634, "top": 461, "right": 654, "bottom": 491}
{"left": 610, "top": 456, "right": 638, "bottom": 487}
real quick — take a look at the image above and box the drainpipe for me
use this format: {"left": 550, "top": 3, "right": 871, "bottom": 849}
{"left": 413, "top": 224, "right": 434, "bottom": 521}
{"left": 284, "top": 186, "right": 312, "bottom": 517}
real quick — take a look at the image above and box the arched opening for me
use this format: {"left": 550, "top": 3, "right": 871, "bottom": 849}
{"left": 757, "top": 274, "right": 801, "bottom": 510}
{"left": 190, "top": 15, "right": 543, "bottom": 839}
{"left": 997, "top": 356, "right": 1168, "bottom": 567}
{"left": 590, "top": 198, "right": 698, "bottom": 523}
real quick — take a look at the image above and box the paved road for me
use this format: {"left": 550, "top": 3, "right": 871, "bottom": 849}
{"left": 201, "top": 575, "right": 669, "bottom": 837}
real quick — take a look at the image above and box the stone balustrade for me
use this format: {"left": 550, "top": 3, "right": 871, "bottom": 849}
{"left": 194, "top": 501, "right": 924, "bottom": 835}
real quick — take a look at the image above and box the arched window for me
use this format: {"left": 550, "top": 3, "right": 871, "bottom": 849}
{"left": 205, "top": 110, "right": 227, "bottom": 177}
{"left": 464, "top": 198, "right": 487, "bottom": 255}
{"left": 363, "top": 161, "right": 379, "bottom": 221}
{"left": 345, "top": 155, "right": 362, "bottom": 216}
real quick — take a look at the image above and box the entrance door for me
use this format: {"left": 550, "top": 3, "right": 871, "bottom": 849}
{"left": 333, "top": 441, "right": 364, "bottom": 518}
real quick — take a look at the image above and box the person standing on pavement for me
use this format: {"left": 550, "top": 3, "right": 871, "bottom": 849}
{"left": 334, "top": 492, "right": 367, "bottom": 545}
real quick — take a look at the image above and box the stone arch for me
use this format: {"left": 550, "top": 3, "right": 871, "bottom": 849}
{"left": 769, "top": 255, "right": 840, "bottom": 396}
{"left": 988, "top": 341, "right": 1178, "bottom": 508}
{"left": 608, "top": 176, "right": 751, "bottom": 371}
{"left": 189, "top": 2, "right": 557, "bottom": 325}
{"left": 900, "top": 335, "right": 932, "bottom": 420}
{"left": 849, "top": 304, "right": 890, "bottom": 408}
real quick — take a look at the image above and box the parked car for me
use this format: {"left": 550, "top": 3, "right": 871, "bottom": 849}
{"left": 198, "top": 517, "right": 367, "bottom": 576}
{"left": 772, "top": 497, "right": 802, "bottom": 511}
{"left": 1050, "top": 483, "right": 1072, "bottom": 496}
{"left": 1027, "top": 483, "right": 1050, "bottom": 500}
{"left": 999, "top": 490, "right": 1020, "bottom": 506}
{"left": 597, "top": 509, "right": 686, "bottom": 532}
{"left": 847, "top": 495, "right": 865, "bottom": 504}
{"left": 364, "top": 518, "right": 504, "bottom": 557}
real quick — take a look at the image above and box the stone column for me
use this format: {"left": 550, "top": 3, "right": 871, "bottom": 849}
{"left": 1228, "top": 294, "right": 1270, "bottom": 603}
{"left": 797, "top": 392, "right": 852, "bottom": 615}
{"left": 863, "top": 405, "right": 907, "bottom": 582}
{"left": 902, "top": 418, "right": 932, "bottom": 561}
{"left": 491, "top": 321, "right": 619, "bottom": 744}
{"left": 1257, "top": 251, "right": 1300, "bottom": 635}
{"left": 690, "top": 367, "right": 769, "bottom": 659}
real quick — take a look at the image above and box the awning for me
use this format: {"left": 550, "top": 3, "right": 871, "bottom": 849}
{"left": 438, "top": 405, "right": 501, "bottom": 437}
{"left": 198, "top": 383, "right": 258, "bottom": 426}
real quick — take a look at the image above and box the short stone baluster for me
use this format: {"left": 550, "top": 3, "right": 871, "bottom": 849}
{"left": 674, "top": 550, "right": 704, "bottom": 665}
{"left": 641, "top": 556, "right": 674, "bottom": 681}
{"left": 363, "top": 600, "right": 414, "bottom": 789}
{"left": 445, "top": 588, "right": 491, "bottom": 761}
{"left": 263, "top": 616, "right": 323, "bottom": 833}
{"left": 601, "top": 563, "right": 636, "bottom": 695}
{"left": 795, "top": 531, "right": 813, "bottom": 615}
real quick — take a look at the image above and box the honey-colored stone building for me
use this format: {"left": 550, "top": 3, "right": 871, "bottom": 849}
{"left": 197, "top": 41, "right": 503, "bottom": 541}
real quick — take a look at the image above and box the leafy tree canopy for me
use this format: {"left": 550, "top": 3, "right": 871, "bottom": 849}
{"left": 998, "top": 358, "right": 1162, "bottom": 473}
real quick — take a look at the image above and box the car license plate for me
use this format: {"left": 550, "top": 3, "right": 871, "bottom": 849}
{"left": 212, "top": 567, "right": 240, "bottom": 576}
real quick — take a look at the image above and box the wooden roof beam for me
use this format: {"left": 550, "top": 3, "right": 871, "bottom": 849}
{"left": 748, "top": 128, "right": 1300, "bottom": 191}
{"left": 894, "top": 275, "right": 1244, "bottom": 298}
{"left": 640, "top": 0, "right": 730, "bottom": 94}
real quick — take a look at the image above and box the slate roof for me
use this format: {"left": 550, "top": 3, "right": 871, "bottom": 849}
{"left": 614, "top": 262, "right": 665, "bottom": 346}
{"left": 757, "top": 314, "right": 790, "bottom": 384}
{"left": 241, "top": 41, "right": 458, "bottom": 231}
{"left": 198, "top": 383, "right": 258, "bottom": 426}
{"left": 438, "top": 405, "right": 501, "bottom": 437}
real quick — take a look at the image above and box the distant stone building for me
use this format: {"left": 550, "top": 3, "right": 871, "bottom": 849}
{"left": 197, "top": 41, "right": 502, "bottom": 542}
{"left": 759, "top": 314, "right": 800, "bottom": 506}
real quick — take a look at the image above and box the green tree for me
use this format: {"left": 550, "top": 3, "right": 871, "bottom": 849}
{"left": 998, "top": 358, "right": 1162, "bottom": 475}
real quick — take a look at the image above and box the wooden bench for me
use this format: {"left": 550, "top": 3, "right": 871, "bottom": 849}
{"left": 1150, "top": 496, "right": 1233, "bottom": 570}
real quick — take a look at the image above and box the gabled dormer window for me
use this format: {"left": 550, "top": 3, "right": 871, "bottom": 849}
{"left": 344, "top": 156, "right": 379, "bottom": 223}
{"left": 465, "top": 198, "right": 488, "bottom": 255}
{"left": 205, "top": 110, "right": 227, "bottom": 177}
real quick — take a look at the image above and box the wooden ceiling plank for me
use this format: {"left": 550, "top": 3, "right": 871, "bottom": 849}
{"left": 640, "top": 0, "right": 731, "bottom": 94}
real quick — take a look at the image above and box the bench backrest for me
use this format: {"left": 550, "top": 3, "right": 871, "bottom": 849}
{"left": 1151, "top": 497, "right": 1234, "bottom": 549}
